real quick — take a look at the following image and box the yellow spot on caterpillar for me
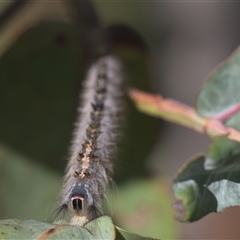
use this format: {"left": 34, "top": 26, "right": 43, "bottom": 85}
{"left": 79, "top": 141, "right": 93, "bottom": 179}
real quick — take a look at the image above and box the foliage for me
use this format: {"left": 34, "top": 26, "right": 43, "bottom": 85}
{"left": 0, "top": 216, "right": 157, "bottom": 240}
{"left": 131, "top": 46, "right": 240, "bottom": 222}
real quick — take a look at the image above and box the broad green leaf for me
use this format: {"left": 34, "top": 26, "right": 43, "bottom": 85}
{"left": 196, "top": 46, "right": 240, "bottom": 169}
{"left": 173, "top": 154, "right": 240, "bottom": 222}
{"left": 0, "top": 216, "right": 159, "bottom": 240}
{"left": 0, "top": 216, "right": 115, "bottom": 240}
{"left": 196, "top": 46, "right": 240, "bottom": 119}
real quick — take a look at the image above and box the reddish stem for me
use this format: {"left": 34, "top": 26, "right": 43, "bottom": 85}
{"left": 213, "top": 104, "right": 240, "bottom": 121}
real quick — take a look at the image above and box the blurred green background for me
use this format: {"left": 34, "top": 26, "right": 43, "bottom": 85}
{"left": 2, "top": 1, "right": 240, "bottom": 239}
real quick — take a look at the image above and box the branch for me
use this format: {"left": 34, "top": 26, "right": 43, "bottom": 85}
{"left": 128, "top": 88, "right": 240, "bottom": 143}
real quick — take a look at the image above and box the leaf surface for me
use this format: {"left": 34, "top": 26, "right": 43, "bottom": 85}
{"left": 196, "top": 47, "right": 240, "bottom": 119}
{"left": 171, "top": 46, "right": 240, "bottom": 222}
{"left": 0, "top": 216, "right": 159, "bottom": 240}
{"left": 173, "top": 153, "right": 240, "bottom": 222}
{"left": 0, "top": 217, "right": 115, "bottom": 240}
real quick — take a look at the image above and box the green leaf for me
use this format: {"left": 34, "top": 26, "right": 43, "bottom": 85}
{"left": 204, "top": 136, "right": 240, "bottom": 170}
{"left": 173, "top": 153, "right": 240, "bottom": 222}
{"left": 0, "top": 216, "right": 159, "bottom": 240}
{"left": 172, "top": 46, "right": 240, "bottom": 222}
{"left": 196, "top": 46, "right": 240, "bottom": 119}
{"left": 195, "top": 45, "right": 240, "bottom": 170}
{"left": 0, "top": 216, "right": 115, "bottom": 240}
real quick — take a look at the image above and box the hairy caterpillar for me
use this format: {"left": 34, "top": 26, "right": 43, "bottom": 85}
{"left": 56, "top": 55, "right": 125, "bottom": 226}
